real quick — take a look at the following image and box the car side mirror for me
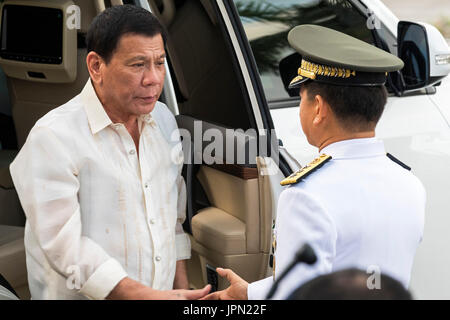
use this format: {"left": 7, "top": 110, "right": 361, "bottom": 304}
{"left": 397, "top": 21, "right": 450, "bottom": 93}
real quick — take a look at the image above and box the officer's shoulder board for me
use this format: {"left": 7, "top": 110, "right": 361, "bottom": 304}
{"left": 386, "top": 153, "right": 411, "bottom": 171}
{"left": 280, "top": 154, "right": 332, "bottom": 186}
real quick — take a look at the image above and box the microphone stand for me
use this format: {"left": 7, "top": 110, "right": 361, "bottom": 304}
{"left": 265, "top": 243, "right": 317, "bottom": 299}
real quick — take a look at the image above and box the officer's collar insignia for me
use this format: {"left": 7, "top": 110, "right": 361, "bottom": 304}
{"left": 280, "top": 154, "right": 332, "bottom": 186}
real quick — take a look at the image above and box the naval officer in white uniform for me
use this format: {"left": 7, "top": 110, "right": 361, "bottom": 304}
{"left": 203, "top": 25, "right": 426, "bottom": 300}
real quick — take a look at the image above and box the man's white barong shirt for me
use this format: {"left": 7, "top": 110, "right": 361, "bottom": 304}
{"left": 10, "top": 80, "right": 190, "bottom": 300}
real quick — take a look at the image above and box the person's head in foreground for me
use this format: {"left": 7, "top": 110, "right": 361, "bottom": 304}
{"left": 288, "top": 268, "right": 413, "bottom": 300}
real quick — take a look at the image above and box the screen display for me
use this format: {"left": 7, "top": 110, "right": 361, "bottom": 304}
{"left": 0, "top": 5, "right": 63, "bottom": 64}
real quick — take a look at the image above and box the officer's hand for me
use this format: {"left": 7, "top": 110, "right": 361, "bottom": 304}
{"left": 201, "top": 268, "right": 248, "bottom": 300}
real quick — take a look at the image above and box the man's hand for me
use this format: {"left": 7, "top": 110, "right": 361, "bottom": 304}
{"left": 106, "top": 277, "right": 211, "bottom": 300}
{"left": 161, "top": 285, "right": 212, "bottom": 300}
{"left": 201, "top": 268, "right": 248, "bottom": 300}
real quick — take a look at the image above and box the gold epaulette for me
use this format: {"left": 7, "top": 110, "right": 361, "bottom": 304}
{"left": 280, "top": 154, "right": 332, "bottom": 186}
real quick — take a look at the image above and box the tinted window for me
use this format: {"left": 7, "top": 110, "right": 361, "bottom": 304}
{"left": 234, "top": 0, "right": 374, "bottom": 107}
{"left": 162, "top": 0, "right": 255, "bottom": 130}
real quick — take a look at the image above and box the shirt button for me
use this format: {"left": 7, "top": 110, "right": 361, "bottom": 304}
{"left": 129, "top": 150, "right": 135, "bottom": 155}
{"left": 144, "top": 182, "right": 149, "bottom": 188}
{"left": 150, "top": 219, "right": 156, "bottom": 224}
{"left": 155, "top": 256, "right": 161, "bottom": 262}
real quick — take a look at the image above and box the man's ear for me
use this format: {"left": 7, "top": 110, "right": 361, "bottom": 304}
{"left": 86, "top": 52, "right": 104, "bottom": 84}
{"left": 313, "top": 94, "right": 328, "bottom": 125}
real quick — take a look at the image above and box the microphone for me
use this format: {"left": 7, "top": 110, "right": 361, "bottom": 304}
{"left": 265, "top": 243, "right": 317, "bottom": 299}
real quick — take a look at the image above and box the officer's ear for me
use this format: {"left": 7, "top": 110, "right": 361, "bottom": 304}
{"left": 312, "top": 94, "right": 329, "bottom": 126}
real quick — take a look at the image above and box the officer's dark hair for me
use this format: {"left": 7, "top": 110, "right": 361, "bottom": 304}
{"left": 288, "top": 268, "right": 412, "bottom": 300}
{"left": 86, "top": 5, "right": 167, "bottom": 64}
{"left": 303, "top": 81, "right": 388, "bottom": 132}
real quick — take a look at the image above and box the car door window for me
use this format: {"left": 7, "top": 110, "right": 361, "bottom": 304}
{"left": 157, "top": 0, "right": 256, "bottom": 130}
{"left": 233, "top": 0, "right": 374, "bottom": 108}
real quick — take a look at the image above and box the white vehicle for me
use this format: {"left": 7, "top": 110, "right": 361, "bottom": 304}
{"left": 0, "top": 0, "right": 448, "bottom": 299}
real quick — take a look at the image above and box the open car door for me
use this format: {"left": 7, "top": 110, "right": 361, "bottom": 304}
{"left": 142, "top": 0, "right": 298, "bottom": 290}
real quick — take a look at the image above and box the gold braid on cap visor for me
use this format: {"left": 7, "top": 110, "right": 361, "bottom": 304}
{"left": 289, "top": 59, "right": 357, "bottom": 85}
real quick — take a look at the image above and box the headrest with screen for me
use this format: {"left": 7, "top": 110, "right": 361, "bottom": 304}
{"left": 0, "top": 0, "right": 77, "bottom": 83}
